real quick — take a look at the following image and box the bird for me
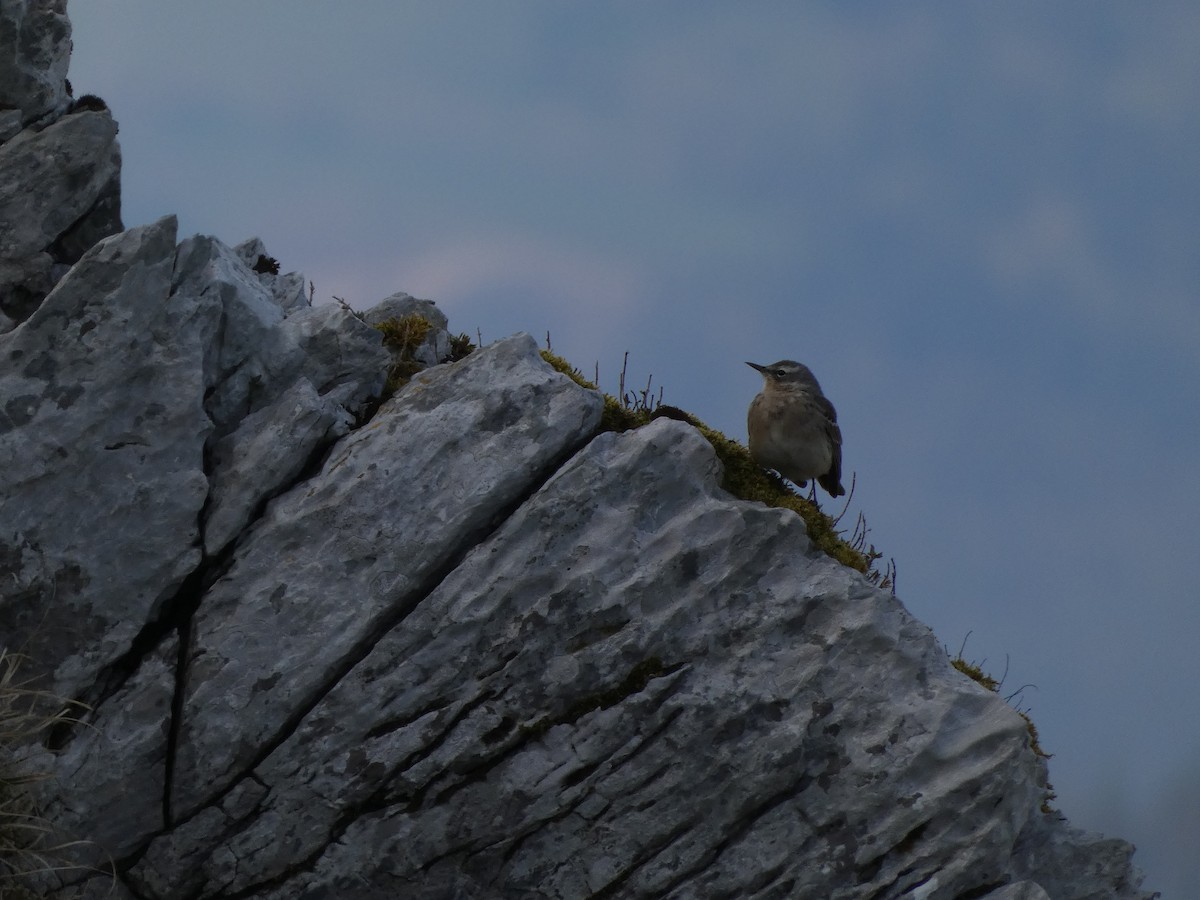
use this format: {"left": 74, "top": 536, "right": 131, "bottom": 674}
{"left": 746, "top": 359, "right": 846, "bottom": 498}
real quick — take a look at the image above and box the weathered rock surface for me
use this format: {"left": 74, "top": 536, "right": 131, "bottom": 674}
{"left": 234, "top": 236, "right": 311, "bottom": 314}
{"left": 9, "top": 277, "right": 1157, "bottom": 900}
{"left": 201, "top": 377, "right": 349, "bottom": 555}
{"left": 0, "top": 107, "right": 123, "bottom": 320}
{"left": 0, "top": 109, "right": 119, "bottom": 255}
{"left": 0, "top": 0, "right": 71, "bottom": 127}
{"left": 0, "top": 216, "right": 212, "bottom": 699}
{"left": 2, "top": 5, "right": 1157, "bottom": 898}
{"left": 170, "top": 332, "right": 603, "bottom": 821}
{"left": 0, "top": 0, "right": 124, "bottom": 324}
{"left": 0, "top": 216, "right": 389, "bottom": 706}
{"left": 131, "top": 417, "right": 1041, "bottom": 898}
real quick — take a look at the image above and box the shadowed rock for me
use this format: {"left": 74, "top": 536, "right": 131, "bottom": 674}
{"left": 0, "top": 109, "right": 123, "bottom": 321}
{"left": 0, "top": 0, "right": 72, "bottom": 126}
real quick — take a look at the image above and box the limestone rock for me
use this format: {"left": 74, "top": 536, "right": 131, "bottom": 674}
{"left": 0, "top": 108, "right": 123, "bottom": 319}
{"left": 201, "top": 377, "right": 351, "bottom": 555}
{"left": 0, "top": 216, "right": 214, "bottom": 699}
{"left": 0, "top": 107, "right": 22, "bottom": 142}
{"left": 271, "top": 270, "right": 309, "bottom": 313}
{"left": 112, "top": 418, "right": 1153, "bottom": 899}
{"left": 232, "top": 236, "right": 273, "bottom": 274}
{"left": 172, "top": 235, "right": 386, "bottom": 438}
{"left": 0, "top": 109, "right": 121, "bottom": 256}
{"left": 232, "top": 236, "right": 310, "bottom": 314}
{"left": 983, "top": 883, "right": 1052, "bottom": 900}
{"left": 0, "top": 0, "right": 71, "bottom": 126}
{"left": 168, "top": 333, "right": 603, "bottom": 819}
{"left": 1010, "top": 817, "right": 1152, "bottom": 898}
{"left": 171, "top": 234, "right": 287, "bottom": 432}
{"left": 37, "top": 634, "right": 178, "bottom": 866}
{"left": 11, "top": 288, "right": 1153, "bottom": 896}
{"left": 275, "top": 300, "right": 388, "bottom": 414}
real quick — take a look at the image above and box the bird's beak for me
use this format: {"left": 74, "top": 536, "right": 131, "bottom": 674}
{"left": 746, "top": 361, "right": 767, "bottom": 374}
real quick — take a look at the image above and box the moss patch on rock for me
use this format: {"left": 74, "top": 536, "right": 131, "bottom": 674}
{"left": 539, "top": 350, "right": 889, "bottom": 585}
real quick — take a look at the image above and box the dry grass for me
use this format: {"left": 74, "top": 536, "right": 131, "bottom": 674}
{"left": 0, "top": 650, "right": 94, "bottom": 894}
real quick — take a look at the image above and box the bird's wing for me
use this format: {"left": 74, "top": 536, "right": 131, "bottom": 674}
{"left": 814, "top": 394, "right": 838, "bottom": 424}
{"left": 818, "top": 410, "right": 845, "bottom": 497}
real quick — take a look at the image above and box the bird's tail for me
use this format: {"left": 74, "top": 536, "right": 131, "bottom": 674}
{"left": 818, "top": 473, "right": 845, "bottom": 498}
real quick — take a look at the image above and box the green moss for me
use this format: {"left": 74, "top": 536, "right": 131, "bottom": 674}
{"left": 602, "top": 395, "right": 650, "bottom": 433}
{"left": 448, "top": 332, "right": 476, "bottom": 361}
{"left": 375, "top": 313, "right": 432, "bottom": 352}
{"left": 374, "top": 314, "right": 434, "bottom": 398}
{"left": 539, "top": 350, "right": 594, "bottom": 390}
{"left": 950, "top": 656, "right": 1000, "bottom": 693}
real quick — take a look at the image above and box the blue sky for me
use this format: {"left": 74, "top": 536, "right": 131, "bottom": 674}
{"left": 68, "top": 3, "right": 1199, "bottom": 893}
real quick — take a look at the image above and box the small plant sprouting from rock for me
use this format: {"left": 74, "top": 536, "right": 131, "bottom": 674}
{"left": 950, "top": 635, "right": 1055, "bottom": 811}
{"left": 68, "top": 94, "right": 108, "bottom": 115}
{"left": 615, "top": 351, "right": 663, "bottom": 418}
{"left": 374, "top": 313, "right": 432, "bottom": 397}
{"left": 369, "top": 313, "right": 475, "bottom": 399}
{"left": 448, "top": 332, "right": 475, "bottom": 362}
{"left": 375, "top": 313, "right": 432, "bottom": 352}
{"left": 252, "top": 254, "right": 280, "bottom": 276}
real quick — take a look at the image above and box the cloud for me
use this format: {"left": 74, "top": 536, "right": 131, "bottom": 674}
{"left": 982, "top": 191, "right": 1200, "bottom": 352}
{"left": 387, "top": 233, "right": 649, "bottom": 346}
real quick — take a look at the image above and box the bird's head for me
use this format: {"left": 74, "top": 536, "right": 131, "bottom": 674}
{"left": 746, "top": 359, "right": 820, "bottom": 392}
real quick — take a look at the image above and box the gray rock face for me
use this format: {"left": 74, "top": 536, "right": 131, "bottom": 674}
{"left": 233, "top": 236, "right": 311, "bottom": 314}
{"left": 201, "top": 378, "right": 350, "bottom": 556}
{"left": 11, "top": 265, "right": 1155, "bottom": 897}
{"left": 0, "top": 216, "right": 212, "bottom": 699}
{"left": 984, "top": 884, "right": 1052, "bottom": 900}
{"left": 171, "top": 234, "right": 385, "bottom": 439}
{"left": 0, "top": 107, "right": 23, "bottom": 142}
{"left": 0, "top": 0, "right": 71, "bottom": 126}
{"left": 0, "top": 1, "right": 124, "bottom": 322}
{"left": 2, "top": 6, "right": 1156, "bottom": 896}
{"left": 170, "top": 332, "right": 603, "bottom": 821}
{"left": 0, "top": 108, "right": 123, "bottom": 321}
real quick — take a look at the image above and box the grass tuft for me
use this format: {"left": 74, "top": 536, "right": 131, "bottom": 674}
{"left": 0, "top": 651, "right": 96, "bottom": 894}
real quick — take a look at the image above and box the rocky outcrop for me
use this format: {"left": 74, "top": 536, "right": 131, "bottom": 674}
{"left": 0, "top": 0, "right": 71, "bottom": 128}
{"left": 2, "top": 228, "right": 1155, "bottom": 899}
{"left": 233, "top": 237, "right": 310, "bottom": 315}
{"left": 0, "top": 0, "right": 123, "bottom": 327}
{"left": 0, "top": 5, "right": 1156, "bottom": 899}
